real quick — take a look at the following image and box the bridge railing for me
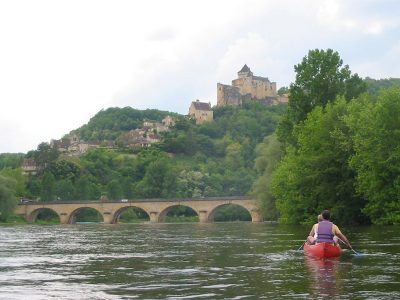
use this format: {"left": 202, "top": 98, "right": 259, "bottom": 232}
{"left": 17, "top": 195, "right": 253, "bottom": 205}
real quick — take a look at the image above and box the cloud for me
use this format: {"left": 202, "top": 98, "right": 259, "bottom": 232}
{"left": 0, "top": 0, "right": 399, "bottom": 153}
{"left": 316, "top": 0, "right": 400, "bottom": 35}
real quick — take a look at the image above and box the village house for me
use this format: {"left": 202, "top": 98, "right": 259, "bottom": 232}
{"left": 21, "top": 159, "right": 38, "bottom": 175}
{"left": 188, "top": 100, "right": 213, "bottom": 124}
{"left": 162, "top": 115, "right": 175, "bottom": 127}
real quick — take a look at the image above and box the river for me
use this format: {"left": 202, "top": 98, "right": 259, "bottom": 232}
{"left": 0, "top": 223, "right": 399, "bottom": 299}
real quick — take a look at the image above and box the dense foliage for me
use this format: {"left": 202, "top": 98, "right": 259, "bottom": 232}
{"left": 277, "top": 49, "right": 366, "bottom": 147}
{"left": 271, "top": 98, "right": 365, "bottom": 224}
{"left": 255, "top": 48, "right": 399, "bottom": 225}
{"left": 0, "top": 175, "right": 17, "bottom": 221}
{"left": 11, "top": 102, "right": 285, "bottom": 208}
{"left": 365, "top": 77, "right": 400, "bottom": 96}
{"left": 0, "top": 153, "right": 24, "bottom": 169}
{"left": 73, "top": 107, "right": 179, "bottom": 141}
{"left": 346, "top": 89, "right": 400, "bottom": 224}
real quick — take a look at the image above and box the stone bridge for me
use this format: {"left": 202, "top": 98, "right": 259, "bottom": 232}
{"left": 15, "top": 196, "right": 263, "bottom": 224}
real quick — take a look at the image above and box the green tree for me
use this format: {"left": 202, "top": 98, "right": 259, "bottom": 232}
{"left": 272, "top": 98, "right": 365, "bottom": 224}
{"left": 346, "top": 89, "right": 400, "bottom": 224}
{"left": 277, "top": 48, "right": 366, "bottom": 146}
{"left": 0, "top": 175, "right": 17, "bottom": 221}
{"left": 56, "top": 179, "right": 75, "bottom": 200}
{"left": 40, "top": 171, "right": 56, "bottom": 201}
{"left": 75, "top": 175, "right": 100, "bottom": 200}
{"left": 277, "top": 86, "right": 289, "bottom": 96}
{"left": 28, "top": 142, "right": 59, "bottom": 170}
{"left": 47, "top": 159, "right": 81, "bottom": 182}
{"left": 0, "top": 153, "right": 24, "bottom": 169}
{"left": 251, "top": 134, "right": 282, "bottom": 220}
{"left": 107, "top": 179, "right": 123, "bottom": 200}
{"left": 176, "top": 170, "right": 208, "bottom": 197}
{"left": 135, "top": 157, "right": 176, "bottom": 198}
{"left": 0, "top": 168, "right": 27, "bottom": 197}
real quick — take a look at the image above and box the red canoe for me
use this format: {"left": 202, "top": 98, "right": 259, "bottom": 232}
{"left": 304, "top": 242, "right": 341, "bottom": 258}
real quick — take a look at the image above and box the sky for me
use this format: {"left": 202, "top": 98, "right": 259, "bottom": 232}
{"left": 1, "top": 0, "right": 399, "bottom": 153}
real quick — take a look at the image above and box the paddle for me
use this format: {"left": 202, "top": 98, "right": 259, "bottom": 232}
{"left": 337, "top": 237, "right": 363, "bottom": 256}
{"left": 297, "top": 240, "right": 307, "bottom": 251}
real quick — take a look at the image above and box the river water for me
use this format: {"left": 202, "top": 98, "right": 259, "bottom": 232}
{"left": 0, "top": 223, "right": 399, "bottom": 299}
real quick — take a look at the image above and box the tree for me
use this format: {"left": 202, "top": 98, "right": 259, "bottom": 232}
{"left": 346, "top": 89, "right": 400, "bottom": 224}
{"left": 277, "top": 86, "right": 289, "bottom": 96}
{"left": 75, "top": 175, "right": 100, "bottom": 200}
{"left": 40, "top": 171, "right": 56, "bottom": 201}
{"left": 56, "top": 179, "right": 75, "bottom": 200}
{"left": 135, "top": 157, "right": 176, "bottom": 198}
{"left": 29, "top": 142, "right": 59, "bottom": 171}
{"left": 107, "top": 179, "right": 123, "bottom": 200}
{"left": 47, "top": 159, "right": 81, "bottom": 182}
{"left": 0, "top": 175, "right": 17, "bottom": 221}
{"left": 251, "top": 134, "right": 282, "bottom": 220}
{"left": 272, "top": 98, "right": 365, "bottom": 224}
{"left": 0, "top": 168, "right": 27, "bottom": 197}
{"left": 0, "top": 153, "right": 24, "bottom": 169}
{"left": 176, "top": 170, "right": 208, "bottom": 198}
{"left": 277, "top": 49, "right": 366, "bottom": 146}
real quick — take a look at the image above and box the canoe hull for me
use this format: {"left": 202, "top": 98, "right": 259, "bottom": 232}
{"left": 304, "top": 242, "right": 341, "bottom": 258}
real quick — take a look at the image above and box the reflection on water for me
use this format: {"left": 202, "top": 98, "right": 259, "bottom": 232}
{"left": 0, "top": 223, "right": 399, "bottom": 299}
{"left": 304, "top": 256, "right": 344, "bottom": 298}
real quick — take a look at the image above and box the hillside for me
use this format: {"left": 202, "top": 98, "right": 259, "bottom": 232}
{"left": 71, "top": 107, "right": 180, "bottom": 141}
{"left": 364, "top": 77, "right": 400, "bottom": 96}
{"left": 11, "top": 102, "right": 286, "bottom": 203}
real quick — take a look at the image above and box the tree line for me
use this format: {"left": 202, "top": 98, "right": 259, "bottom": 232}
{"left": 253, "top": 49, "right": 400, "bottom": 225}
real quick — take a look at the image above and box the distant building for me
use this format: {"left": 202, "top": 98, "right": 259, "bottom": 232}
{"left": 162, "top": 115, "right": 175, "bottom": 127}
{"left": 188, "top": 100, "right": 213, "bottom": 124}
{"left": 21, "top": 159, "right": 38, "bottom": 175}
{"left": 217, "top": 64, "right": 288, "bottom": 106}
{"left": 50, "top": 138, "right": 71, "bottom": 152}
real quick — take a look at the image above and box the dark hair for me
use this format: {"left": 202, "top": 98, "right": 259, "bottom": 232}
{"left": 322, "top": 210, "right": 331, "bottom": 220}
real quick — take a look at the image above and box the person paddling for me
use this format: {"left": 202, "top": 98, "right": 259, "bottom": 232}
{"left": 306, "top": 210, "right": 352, "bottom": 248}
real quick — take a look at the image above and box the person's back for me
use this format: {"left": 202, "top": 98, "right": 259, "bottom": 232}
{"left": 316, "top": 219, "right": 334, "bottom": 243}
{"left": 307, "top": 210, "right": 352, "bottom": 248}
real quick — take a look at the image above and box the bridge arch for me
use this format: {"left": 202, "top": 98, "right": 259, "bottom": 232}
{"left": 208, "top": 203, "right": 252, "bottom": 222}
{"left": 158, "top": 204, "right": 199, "bottom": 223}
{"left": 28, "top": 208, "right": 60, "bottom": 223}
{"left": 112, "top": 206, "right": 150, "bottom": 223}
{"left": 68, "top": 207, "right": 104, "bottom": 224}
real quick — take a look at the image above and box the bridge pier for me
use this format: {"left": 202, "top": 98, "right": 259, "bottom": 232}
{"left": 59, "top": 213, "right": 69, "bottom": 224}
{"left": 198, "top": 210, "right": 209, "bottom": 223}
{"left": 250, "top": 210, "right": 263, "bottom": 223}
{"left": 149, "top": 211, "right": 159, "bottom": 223}
{"left": 102, "top": 211, "right": 114, "bottom": 224}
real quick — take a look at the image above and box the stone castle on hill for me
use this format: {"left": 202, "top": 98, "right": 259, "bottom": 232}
{"left": 217, "top": 64, "right": 288, "bottom": 106}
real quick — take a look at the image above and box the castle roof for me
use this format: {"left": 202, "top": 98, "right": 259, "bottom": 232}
{"left": 238, "top": 64, "right": 251, "bottom": 73}
{"left": 253, "top": 75, "right": 271, "bottom": 82}
{"left": 192, "top": 100, "right": 212, "bottom": 111}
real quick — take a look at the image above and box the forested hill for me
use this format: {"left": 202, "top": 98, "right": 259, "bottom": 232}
{"left": 71, "top": 107, "right": 180, "bottom": 141}
{"left": 0, "top": 101, "right": 287, "bottom": 216}
{"left": 365, "top": 77, "right": 400, "bottom": 96}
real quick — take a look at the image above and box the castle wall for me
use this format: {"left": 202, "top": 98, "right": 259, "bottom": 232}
{"left": 232, "top": 77, "right": 277, "bottom": 100}
{"left": 217, "top": 83, "right": 241, "bottom": 106}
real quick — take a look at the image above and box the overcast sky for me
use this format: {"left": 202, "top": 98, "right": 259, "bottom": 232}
{"left": 1, "top": 0, "right": 399, "bottom": 153}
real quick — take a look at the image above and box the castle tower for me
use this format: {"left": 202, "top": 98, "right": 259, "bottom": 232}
{"left": 237, "top": 64, "right": 253, "bottom": 78}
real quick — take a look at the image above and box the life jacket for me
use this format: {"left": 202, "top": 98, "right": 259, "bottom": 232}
{"left": 316, "top": 220, "right": 334, "bottom": 243}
